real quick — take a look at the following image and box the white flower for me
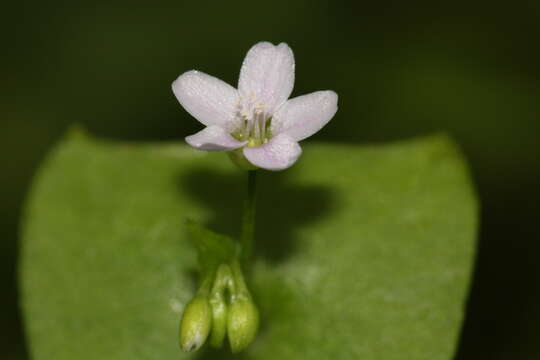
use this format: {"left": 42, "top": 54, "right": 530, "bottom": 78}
{"left": 172, "top": 42, "right": 338, "bottom": 171}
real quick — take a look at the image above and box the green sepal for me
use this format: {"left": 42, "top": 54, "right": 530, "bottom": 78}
{"left": 228, "top": 148, "right": 258, "bottom": 171}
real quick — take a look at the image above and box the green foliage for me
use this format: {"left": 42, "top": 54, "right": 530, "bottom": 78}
{"left": 20, "top": 132, "right": 477, "bottom": 359}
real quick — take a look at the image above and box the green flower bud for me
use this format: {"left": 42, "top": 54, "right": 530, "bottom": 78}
{"left": 227, "top": 297, "right": 259, "bottom": 353}
{"left": 209, "top": 296, "right": 227, "bottom": 348}
{"left": 179, "top": 295, "right": 212, "bottom": 352}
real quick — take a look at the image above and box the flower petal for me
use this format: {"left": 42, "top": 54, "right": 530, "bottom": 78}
{"left": 172, "top": 70, "right": 239, "bottom": 128}
{"left": 243, "top": 134, "right": 302, "bottom": 171}
{"left": 271, "top": 91, "right": 338, "bottom": 142}
{"left": 238, "top": 42, "right": 295, "bottom": 115}
{"left": 185, "top": 126, "right": 247, "bottom": 151}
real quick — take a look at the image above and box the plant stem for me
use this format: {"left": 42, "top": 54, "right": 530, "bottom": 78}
{"left": 230, "top": 260, "right": 250, "bottom": 298}
{"left": 197, "top": 269, "right": 215, "bottom": 297}
{"left": 240, "top": 170, "right": 258, "bottom": 267}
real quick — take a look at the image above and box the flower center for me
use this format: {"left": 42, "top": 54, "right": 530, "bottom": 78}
{"left": 232, "top": 95, "right": 272, "bottom": 147}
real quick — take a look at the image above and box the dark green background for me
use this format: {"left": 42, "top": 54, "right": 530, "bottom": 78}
{"left": 2, "top": 1, "right": 539, "bottom": 359}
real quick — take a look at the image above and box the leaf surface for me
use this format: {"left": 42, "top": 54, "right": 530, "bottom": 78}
{"left": 20, "top": 133, "right": 477, "bottom": 359}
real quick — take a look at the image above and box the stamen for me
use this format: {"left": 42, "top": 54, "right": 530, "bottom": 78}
{"left": 233, "top": 96, "right": 271, "bottom": 145}
{"left": 259, "top": 113, "right": 265, "bottom": 140}
{"left": 253, "top": 111, "right": 260, "bottom": 140}
{"left": 244, "top": 116, "right": 253, "bottom": 139}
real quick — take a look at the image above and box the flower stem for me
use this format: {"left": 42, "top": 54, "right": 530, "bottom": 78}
{"left": 240, "top": 170, "right": 258, "bottom": 267}
{"left": 197, "top": 269, "right": 215, "bottom": 297}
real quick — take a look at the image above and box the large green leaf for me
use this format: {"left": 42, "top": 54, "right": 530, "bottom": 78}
{"left": 20, "top": 132, "right": 477, "bottom": 359}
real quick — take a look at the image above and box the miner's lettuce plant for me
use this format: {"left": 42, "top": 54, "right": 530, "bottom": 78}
{"left": 20, "top": 41, "right": 477, "bottom": 360}
{"left": 173, "top": 42, "right": 339, "bottom": 352}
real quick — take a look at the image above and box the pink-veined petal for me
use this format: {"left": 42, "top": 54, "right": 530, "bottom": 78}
{"left": 172, "top": 70, "right": 239, "bottom": 128}
{"left": 238, "top": 42, "right": 295, "bottom": 115}
{"left": 271, "top": 91, "right": 338, "bottom": 142}
{"left": 185, "top": 126, "right": 247, "bottom": 151}
{"left": 243, "top": 134, "right": 302, "bottom": 171}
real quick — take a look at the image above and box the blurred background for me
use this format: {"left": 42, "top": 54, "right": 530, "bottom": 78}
{"left": 2, "top": 0, "right": 539, "bottom": 359}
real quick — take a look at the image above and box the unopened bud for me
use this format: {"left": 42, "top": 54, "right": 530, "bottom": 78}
{"left": 227, "top": 297, "right": 259, "bottom": 353}
{"left": 179, "top": 296, "right": 212, "bottom": 352}
{"left": 209, "top": 297, "right": 228, "bottom": 347}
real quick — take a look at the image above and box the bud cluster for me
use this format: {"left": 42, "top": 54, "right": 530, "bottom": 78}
{"left": 179, "top": 262, "right": 259, "bottom": 353}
